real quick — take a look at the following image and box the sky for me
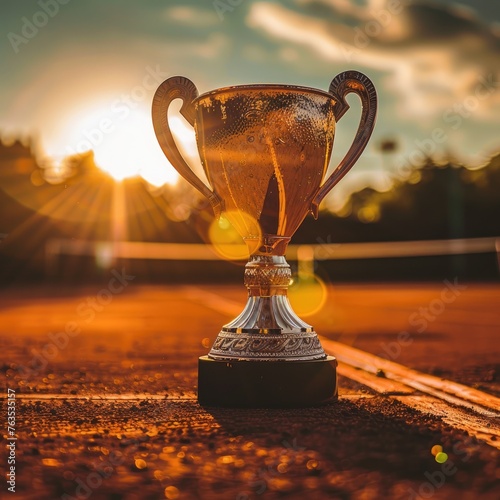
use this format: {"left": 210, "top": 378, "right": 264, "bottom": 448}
{"left": 1, "top": 0, "right": 499, "bottom": 209}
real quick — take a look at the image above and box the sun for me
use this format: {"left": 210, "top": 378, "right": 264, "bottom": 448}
{"left": 43, "top": 101, "right": 198, "bottom": 186}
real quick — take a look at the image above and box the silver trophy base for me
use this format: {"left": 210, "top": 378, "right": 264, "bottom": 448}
{"left": 198, "top": 355, "right": 337, "bottom": 408}
{"left": 198, "top": 254, "right": 337, "bottom": 407}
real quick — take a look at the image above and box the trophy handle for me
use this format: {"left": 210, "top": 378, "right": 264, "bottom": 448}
{"left": 152, "top": 76, "right": 222, "bottom": 217}
{"left": 310, "top": 70, "right": 377, "bottom": 218}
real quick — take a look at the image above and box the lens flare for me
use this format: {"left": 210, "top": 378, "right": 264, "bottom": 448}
{"left": 208, "top": 211, "right": 261, "bottom": 261}
{"left": 164, "top": 486, "right": 180, "bottom": 499}
{"left": 288, "top": 273, "right": 328, "bottom": 317}
{"left": 431, "top": 444, "right": 443, "bottom": 456}
{"left": 134, "top": 458, "right": 147, "bottom": 470}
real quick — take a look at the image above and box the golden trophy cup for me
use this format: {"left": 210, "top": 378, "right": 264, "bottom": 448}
{"left": 152, "top": 71, "right": 377, "bottom": 407}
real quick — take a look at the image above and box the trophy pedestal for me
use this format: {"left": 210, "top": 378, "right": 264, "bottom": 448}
{"left": 198, "top": 255, "right": 338, "bottom": 408}
{"left": 198, "top": 355, "right": 337, "bottom": 408}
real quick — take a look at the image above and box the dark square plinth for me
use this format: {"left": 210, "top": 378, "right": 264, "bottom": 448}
{"left": 198, "top": 355, "right": 337, "bottom": 408}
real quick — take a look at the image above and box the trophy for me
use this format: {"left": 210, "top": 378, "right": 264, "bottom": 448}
{"left": 152, "top": 71, "right": 377, "bottom": 407}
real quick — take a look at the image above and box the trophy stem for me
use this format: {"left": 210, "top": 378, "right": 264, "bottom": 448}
{"left": 207, "top": 254, "right": 328, "bottom": 361}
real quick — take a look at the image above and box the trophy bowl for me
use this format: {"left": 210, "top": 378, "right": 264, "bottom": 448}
{"left": 152, "top": 71, "right": 377, "bottom": 407}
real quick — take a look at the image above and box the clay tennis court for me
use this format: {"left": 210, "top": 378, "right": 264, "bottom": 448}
{"left": 2, "top": 282, "right": 499, "bottom": 499}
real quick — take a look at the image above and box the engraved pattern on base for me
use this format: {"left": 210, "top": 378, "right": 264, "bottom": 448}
{"left": 209, "top": 331, "right": 325, "bottom": 361}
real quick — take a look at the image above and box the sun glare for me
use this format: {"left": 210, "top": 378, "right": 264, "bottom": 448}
{"left": 44, "top": 102, "right": 199, "bottom": 186}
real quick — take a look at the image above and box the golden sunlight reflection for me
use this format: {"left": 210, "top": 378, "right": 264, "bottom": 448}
{"left": 208, "top": 211, "right": 261, "bottom": 261}
{"left": 95, "top": 243, "right": 114, "bottom": 269}
{"left": 435, "top": 452, "right": 449, "bottom": 464}
{"left": 289, "top": 245, "right": 328, "bottom": 317}
{"left": 288, "top": 272, "right": 328, "bottom": 317}
{"left": 43, "top": 103, "right": 200, "bottom": 186}
{"left": 431, "top": 445, "right": 443, "bottom": 456}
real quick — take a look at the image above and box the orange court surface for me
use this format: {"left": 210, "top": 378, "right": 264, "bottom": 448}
{"left": 2, "top": 282, "right": 499, "bottom": 499}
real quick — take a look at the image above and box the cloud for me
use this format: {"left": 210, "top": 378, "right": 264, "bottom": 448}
{"left": 247, "top": 0, "right": 500, "bottom": 121}
{"left": 296, "top": 0, "right": 387, "bottom": 22}
{"left": 196, "top": 32, "right": 230, "bottom": 59}
{"left": 247, "top": 3, "right": 354, "bottom": 61}
{"left": 164, "top": 5, "right": 219, "bottom": 27}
